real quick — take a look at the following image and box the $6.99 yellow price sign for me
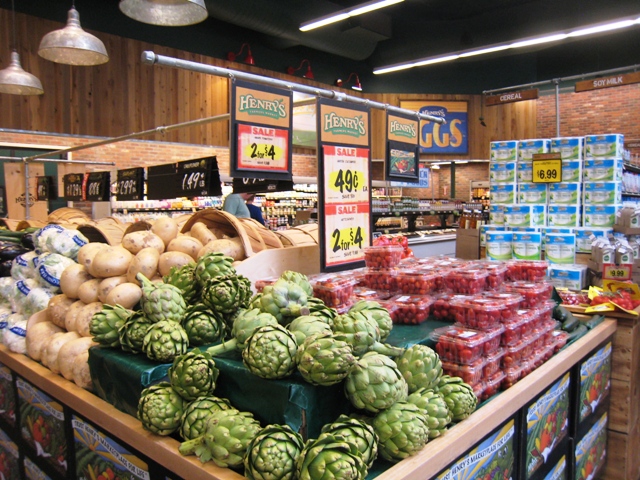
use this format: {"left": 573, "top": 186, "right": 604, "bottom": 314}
{"left": 532, "top": 155, "right": 562, "bottom": 184}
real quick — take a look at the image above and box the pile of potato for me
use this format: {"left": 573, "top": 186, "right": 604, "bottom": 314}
{"left": 24, "top": 217, "right": 246, "bottom": 390}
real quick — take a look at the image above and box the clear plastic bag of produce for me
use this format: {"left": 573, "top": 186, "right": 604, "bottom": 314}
{"left": 34, "top": 224, "right": 65, "bottom": 254}
{"left": 45, "top": 228, "right": 88, "bottom": 260}
{"left": 3, "top": 313, "right": 27, "bottom": 354}
{"left": 36, "top": 253, "right": 76, "bottom": 292}
{"left": 0, "top": 277, "right": 15, "bottom": 307}
{"left": 0, "top": 306, "right": 12, "bottom": 335}
{"left": 23, "top": 287, "right": 55, "bottom": 317}
{"left": 11, "top": 251, "right": 39, "bottom": 280}
{"left": 11, "top": 278, "right": 39, "bottom": 314}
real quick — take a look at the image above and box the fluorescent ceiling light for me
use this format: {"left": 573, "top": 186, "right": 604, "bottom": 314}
{"left": 374, "top": 13, "right": 640, "bottom": 74}
{"left": 300, "top": 0, "right": 404, "bottom": 32}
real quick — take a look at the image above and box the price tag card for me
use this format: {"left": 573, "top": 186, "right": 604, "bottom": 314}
{"left": 177, "top": 156, "right": 221, "bottom": 197}
{"left": 324, "top": 204, "right": 370, "bottom": 267}
{"left": 83, "top": 171, "right": 111, "bottom": 201}
{"left": 116, "top": 167, "right": 144, "bottom": 201}
{"left": 36, "top": 176, "right": 51, "bottom": 201}
{"left": 147, "top": 163, "right": 177, "bottom": 200}
{"left": 63, "top": 173, "right": 85, "bottom": 201}
{"left": 236, "top": 124, "right": 289, "bottom": 173}
{"left": 323, "top": 146, "right": 370, "bottom": 204}
{"left": 532, "top": 154, "right": 562, "bottom": 183}
{"left": 602, "top": 263, "right": 632, "bottom": 281}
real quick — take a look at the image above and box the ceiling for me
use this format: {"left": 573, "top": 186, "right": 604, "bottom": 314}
{"left": 5, "top": 0, "right": 640, "bottom": 93}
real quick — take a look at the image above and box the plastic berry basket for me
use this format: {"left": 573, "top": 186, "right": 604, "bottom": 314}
{"left": 442, "top": 358, "right": 484, "bottom": 387}
{"left": 480, "top": 292, "right": 524, "bottom": 324}
{"left": 351, "top": 286, "right": 394, "bottom": 302}
{"left": 483, "top": 347, "right": 505, "bottom": 378}
{"left": 361, "top": 268, "right": 398, "bottom": 291}
{"left": 502, "top": 363, "right": 526, "bottom": 390}
{"left": 431, "top": 293, "right": 473, "bottom": 322}
{"left": 254, "top": 276, "right": 279, "bottom": 293}
{"left": 309, "top": 274, "right": 358, "bottom": 308}
{"left": 385, "top": 294, "right": 434, "bottom": 324}
{"left": 363, "top": 245, "right": 404, "bottom": 269}
{"left": 396, "top": 269, "right": 439, "bottom": 295}
{"left": 443, "top": 269, "right": 489, "bottom": 295}
{"left": 450, "top": 297, "right": 507, "bottom": 330}
{"left": 431, "top": 325, "right": 491, "bottom": 364}
{"left": 506, "top": 260, "right": 549, "bottom": 282}
{"left": 552, "top": 330, "right": 569, "bottom": 352}
{"left": 472, "top": 261, "right": 509, "bottom": 290}
{"left": 534, "top": 300, "right": 556, "bottom": 327}
{"left": 502, "top": 336, "right": 535, "bottom": 369}
{"left": 482, "top": 371, "right": 506, "bottom": 400}
{"left": 502, "top": 281, "right": 553, "bottom": 309}
{"left": 479, "top": 324, "right": 504, "bottom": 355}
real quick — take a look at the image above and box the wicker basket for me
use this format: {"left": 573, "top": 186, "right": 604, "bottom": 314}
{"left": 123, "top": 220, "right": 153, "bottom": 236}
{"left": 276, "top": 224, "right": 319, "bottom": 247}
{"left": 180, "top": 209, "right": 258, "bottom": 257}
{"left": 77, "top": 221, "right": 128, "bottom": 246}
{"left": 47, "top": 207, "right": 90, "bottom": 225}
{"left": 16, "top": 220, "right": 47, "bottom": 231}
{"left": 0, "top": 219, "right": 21, "bottom": 231}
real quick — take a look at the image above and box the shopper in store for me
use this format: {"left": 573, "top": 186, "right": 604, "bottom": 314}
{"left": 222, "top": 192, "right": 251, "bottom": 218}
{"left": 245, "top": 194, "right": 267, "bottom": 226}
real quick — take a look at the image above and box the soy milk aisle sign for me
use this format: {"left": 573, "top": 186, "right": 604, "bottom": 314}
{"left": 317, "top": 99, "right": 371, "bottom": 271}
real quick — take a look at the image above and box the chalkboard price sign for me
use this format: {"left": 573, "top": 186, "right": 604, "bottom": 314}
{"left": 63, "top": 173, "right": 85, "bottom": 201}
{"left": 84, "top": 171, "right": 111, "bottom": 201}
{"left": 176, "top": 157, "right": 221, "bottom": 197}
{"left": 116, "top": 168, "right": 144, "bottom": 201}
{"left": 36, "top": 176, "right": 52, "bottom": 201}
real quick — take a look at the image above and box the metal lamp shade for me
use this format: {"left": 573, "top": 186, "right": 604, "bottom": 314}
{"left": 38, "top": 7, "right": 109, "bottom": 66}
{"left": 119, "top": 0, "right": 208, "bottom": 27}
{"left": 0, "top": 51, "right": 44, "bottom": 95}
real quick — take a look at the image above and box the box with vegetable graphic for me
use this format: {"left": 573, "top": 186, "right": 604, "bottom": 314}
{"left": 0, "top": 425, "right": 20, "bottom": 480}
{"left": 522, "top": 372, "right": 570, "bottom": 479}
{"left": 582, "top": 182, "right": 623, "bottom": 205}
{"left": 512, "top": 232, "right": 542, "bottom": 260}
{"left": 541, "top": 228, "right": 574, "bottom": 251}
{"left": 504, "top": 205, "right": 546, "bottom": 228}
{"left": 490, "top": 162, "right": 517, "bottom": 184}
{"left": 24, "top": 455, "right": 54, "bottom": 480}
{"left": 436, "top": 419, "right": 516, "bottom": 480}
{"left": 550, "top": 137, "right": 584, "bottom": 161}
{"left": 485, "top": 231, "right": 513, "bottom": 261}
{"left": 584, "top": 134, "right": 624, "bottom": 159}
{"left": 574, "top": 412, "right": 607, "bottom": 480}
{"left": 541, "top": 455, "right": 567, "bottom": 480}
{"left": 0, "top": 362, "right": 16, "bottom": 429}
{"left": 583, "top": 159, "right": 623, "bottom": 182}
{"left": 575, "top": 342, "right": 611, "bottom": 427}
{"left": 518, "top": 139, "right": 551, "bottom": 162}
{"left": 480, "top": 225, "right": 507, "bottom": 247}
{"left": 490, "top": 141, "right": 518, "bottom": 162}
{"left": 73, "top": 415, "right": 150, "bottom": 480}
{"left": 489, "top": 205, "right": 505, "bottom": 225}
{"left": 16, "top": 378, "right": 67, "bottom": 477}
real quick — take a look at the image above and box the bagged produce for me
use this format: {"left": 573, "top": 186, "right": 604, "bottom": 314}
{"left": 23, "top": 287, "right": 55, "bottom": 317}
{"left": 11, "top": 278, "right": 39, "bottom": 313}
{"left": 34, "top": 224, "right": 65, "bottom": 254}
{"left": 45, "top": 228, "right": 88, "bottom": 260}
{"left": 11, "top": 251, "right": 39, "bottom": 280}
{"left": 0, "top": 277, "right": 14, "bottom": 306}
{"left": 0, "top": 306, "right": 11, "bottom": 335}
{"left": 36, "top": 253, "right": 76, "bottom": 292}
{"left": 3, "top": 313, "right": 27, "bottom": 354}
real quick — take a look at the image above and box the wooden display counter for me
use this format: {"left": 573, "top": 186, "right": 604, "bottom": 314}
{"left": 0, "top": 320, "right": 617, "bottom": 479}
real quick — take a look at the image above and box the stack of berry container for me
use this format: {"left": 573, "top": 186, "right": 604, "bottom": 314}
{"left": 359, "top": 245, "right": 403, "bottom": 294}
{"left": 308, "top": 273, "right": 358, "bottom": 311}
{"left": 381, "top": 294, "right": 434, "bottom": 324}
{"left": 443, "top": 269, "right": 490, "bottom": 295}
{"left": 470, "top": 261, "right": 509, "bottom": 290}
{"left": 505, "top": 259, "right": 549, "bottom": 282}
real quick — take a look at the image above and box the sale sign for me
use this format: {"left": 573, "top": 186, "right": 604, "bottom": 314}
{"left": 236, "top": 124, "right": 289, "bottom": 172}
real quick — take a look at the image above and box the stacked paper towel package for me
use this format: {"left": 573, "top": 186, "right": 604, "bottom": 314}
{"left": 482, "top": 133, "right": 636, "bottom": 290}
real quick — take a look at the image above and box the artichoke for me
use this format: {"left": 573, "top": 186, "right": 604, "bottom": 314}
{"left": 181, "top": 304, "right": 226, "bottom": 346}
{"left": 406, "top": 388, "right": 452, "bottom": 438}
{"left": 138, "top": 273, "right": 187, "bottom": 324}
{"left": 244, "top": 424, "right": 304, "bottom": 480}
{"left": 118, "top": 311, "right": 152, "bottom": 353}
{"left": 164, "top": 263, "right": 200, "bottom": 304}
{"left": 201, "top": 273, "right": 252, "bottom": 317}
{"left": 137, "top": 382, "right": 185, "bottom": 436}
{"left": 90, "top": 304, "right": 134, "bottom": 348}
{"left": 332, "top": 311, "right": 404, "bottom": 357}
{"left": 320, "top": 414, "right": 378, "bottom": 471}
{"left": 287, "top": 315, "right": 332, "bottom": 345}
{"left": 242, "top": 324, "right": 298, "bottom": 379}
{"left": 349, "top": 300, "right": 393, "bottom": 342}
{"left": 296, "top": 434, "right": 367, "bottom": 480}
{"left": 179, "top": 396, "right": 234, "bottom": 440}
{"left": 168, "top": 349, "right": 219, "bottom": 400}
{"left": 206, "top": 308, "right": 278, "bottom": 357}
{"left": 255, "top": 279, "right": 310, "bottom": 325}
{"left": 142, "top": 320, "right": 189, "bottom": 363}
{"left": 307, "top": 297, "right": 338, "bottom": 325}
{"left": 178, "top": 408, "right": 262, "bottom": 468}
{"left": 279, "top": 270, "right": 313, "bottom": 297}
{"left": 437, "top": 375, "right": 478, "bottom": 422}
{"left": 296, "top": 332, "right": 357, "bottom": 387}
{"left": 195, "top": 252, "right": 236, "bottom": 286}
{"left": 372, "top": 401, "right": 430, "bottom": 462}
{"left": 396, "top": 344, "right": 443, "bottom": 393}
{"left": 345, "top": 352, "right": 408, "bottom": 413}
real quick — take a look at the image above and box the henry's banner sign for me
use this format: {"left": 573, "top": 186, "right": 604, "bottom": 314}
{"left": 387, "top": 113, "right": 419, "bottom": 145}
{"left": 318, "top": 101, "right": 370, "bottom": 146}
{"left": 386, "top": 111, "right": 420, "bottom": 183}
{"left": 400, "top": 100, "right": 468, "bottom": 155}
{"left": 575, "top": 71, "right": 640, "bottom": 92}
{"left": 485, "top": 88, "right": 539, "bottom": 106}
{"left": 230, "top": 80, "right": 293, "bottom": 180}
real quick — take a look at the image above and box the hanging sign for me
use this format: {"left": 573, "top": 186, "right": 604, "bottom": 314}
{"left": 400, "top": 100, "right": 468, "bottom": 155}
{"left": 232, "top": 177, "right": 294, "bottom": 194}
{"left": 176, "top": 156, "right": 221, "bottom": 197}
{"left": 575, "top": 71, "right": 640, "bottom": 92}
{"left": 485, "top": 88, "right": 539, "bottom": 106}
{"left": 115, "top": 167, "right": 144, "bottom": 201}
{"left": 532, "top": 153, "right": 562, "bottom": 184}
{"left": 317, "top": 99, "right": 371, "bottom": 272}
{"left": 63, "top": 173, "right": 85, "bottom": 201}
{"left": 386, "top": 111, "right": 420, "bottom": 183}
{"left": 83, "top": 171, "right": 111, "bottom": 202}
{"left": 36, "top": 176, "right": 53, "bottom": 201}
{"left": 230, "top": 80, "right": 293, "bottom": 180}
{"left": 147, "top": 163, "right": 178, "bottom": 200}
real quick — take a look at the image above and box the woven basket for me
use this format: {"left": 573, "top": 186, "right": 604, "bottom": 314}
{"left": 16, "top": 220, "right": 47, "bottom": 231}
{"left": 77, "top": 221, "right": 128, "bottom": 246}
{"left": 123, "top": 220, "right": 153, "bottom": 236}
{"left": 0, "top": 219, "right": 21, "bottom": 231}
{"left": 276, "top": 226, "right": 319, "bottom": 247}
{"left": 181, "top": 209, "right": 257, "bottom": 257}
{"left": 48, "top": 207, "right": 90, "bottom": 225}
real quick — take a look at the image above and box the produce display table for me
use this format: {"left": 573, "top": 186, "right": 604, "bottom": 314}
{"left": 0, "top": 319, "right": 617, "bottom": 480}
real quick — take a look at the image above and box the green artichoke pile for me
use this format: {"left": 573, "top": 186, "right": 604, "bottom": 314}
{"left": 90, "top": 304, "right": 134, "bottom": 348}
{"left": 253, "top": 278, "right": 311, "bottom": 324}
{"left": 118, "top": 311, "right": 152, "bottom": 353}
{"left": 195, "top": 252, "right": 236, "bottom": 286}
{"left": 143, "top": 319, "right": 189, "bottom": 363}
{"left": 137, "top": 382, "right": 185, "bottom": 436}
{"left": 320, "top": 415, "right": 378, "bottom": 470}
{"left": 396, "top": 344, "right": 443, "bottom": 392}
{"left": 242, "top": 324, "right": 298, "bottom": 379}
{"left": 372, "top": 401, "right": 430, "bottom": 462}
{"left": 201, "top": 273, "right": 252, "bottom": 316}
{"left": 296, "top": 434, "right": 368, "bottom": 480}
{"left": 179, "top": 395, "right": 233, "bottom": 440}
{"left": 181, "top": 304, "right": 226, "bottom": 346}
{"left": 244, "top": 424, "right": 304, "bottom": 480}
{"left": 168, "top": 349, "right": 219, "bottom": 400}
{"left": 406, "top": 388, "right": 452, "bottom": 439}
{"left": 437, "top": 375, "right": 478, "bottom": 422}
{"left": 348, "top": 300, "right": 393, "bottom": 342}
{"left": 138, "top": 273, "right": 187, "bottom": 324}
{"left": 296, "top": 332, "right": 357, "bottom": 386}
{"left": 163, "top": 262, "right": 200, "bottom": 304}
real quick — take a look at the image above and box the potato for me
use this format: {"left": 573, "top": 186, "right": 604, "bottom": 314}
{"left": 58, "top": 337, "right": 97, "bottom": 381}
{"left": 190, "top": 222, "right": 217, "bottom": 245}
{"left": 92, "top": 246, "right": 133, "bottom": 278}
{"left": 105, "top": 283, "right": 142, "bottom": 309}
{"left": 72, "top": 350, "right": 93, "bottom": 390}
{"left": 26, "top": 321, "right": 64, "bottom": 362}
{"left": 158, "top": 251, "right": 194, "bottom": 277}
{"left": 65, "top": 300, "right": 86, "bottom": 333}
{"left": 98, "top": 275, "right": 128, "bottom": 303}
{"left": 77, "top": 243, "right": 108, "bottom": 273}
{"left": 167, "top": 236, "right": 203, "bottom": 261}
{"left": 77, "top": 278, "right": 101, "bottom": 304}
{"left": 199, "top": 238, "right": 245, "bottom": 261}
{"left": 43, "top": 331, "right": 81, "bottom": 374}
{"left": 76, "top": 301, "right": 103, "bottom": 337}
{"left": 122, "top": 231, "right": 165, "bottom": 255}
{"left": 60, "top": 264, "right": 93, "bottom": 299}
{"left": 127, "top": 247, "right": 160, "bottom": 285}
{"left": 151, "top": 217, "right": 179, "bottom": 246}
{"left": 48, "top": 294, "right": 75, "bottom": 329}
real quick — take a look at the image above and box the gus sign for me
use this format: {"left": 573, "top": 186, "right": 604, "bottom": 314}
{"left": 401, "top": 101, "right": 468, "bottom": 154}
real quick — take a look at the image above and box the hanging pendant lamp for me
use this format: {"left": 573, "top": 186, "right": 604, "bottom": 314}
{"left": 119, "top": 0, "right": 208, "bottom": 27}
{"left": 0, "top": 0, "right": 44, "bottom": 95}
{"left": 38, "top": 6, "right": 109, "bottom": 66}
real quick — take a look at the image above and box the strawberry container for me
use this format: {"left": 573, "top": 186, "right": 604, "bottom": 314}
{"left": 309, "top": 274, "right": 358, "bottom": 308}
{"left": 432, "top": 325, "right": 494, "bottom": 364}
{"left": 483, "top": 347, "right": 505, "bottom": 378}
{"left": 539, "top": 320, "right": 558, "bottom": 347}
{"left": 450, "top": 297, "right": 507, "bottom": 330}
{"left": 396, "top": 269, "right": 439, "bottom": 295}
{"left": 502, "top": 281, "right": 553, "bottom": 309}
{"left": 364, "top": 245, "right": 403, "bottom": 269}
{"left": 478, "top": 324, "right": 505, "bottom": 355}
{"left": 482, "top": 371, "right": 506, "bottom": 400}
{"left": 431, "top": 293, "right": 473, "bottom": 322}
{"left": 385, "top": 294, "right": 433, "bottom": 324}
{"left": 506, "top": 260, "right": 549, "bottom": 282}
{"left": 442, "top": 358, "right": 484, "bottom": 387}
{"left": 254, "top": 276, "right": 279, "bottom": 292}
{"left": 443, "top": 269, "right": 489, "bottom": 295}
{"left": 361, "top": 268, "right": 398, "bottom": 291}
{"left": 552, "top": 330, "right": 569, "bottom": 352}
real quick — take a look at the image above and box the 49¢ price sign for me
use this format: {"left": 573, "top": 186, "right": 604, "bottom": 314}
{"left": 323, "top": 146, "right": 369, "bottom": 204}
{"left": 237, "top": 124, "right": 289, "bottom": 173}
